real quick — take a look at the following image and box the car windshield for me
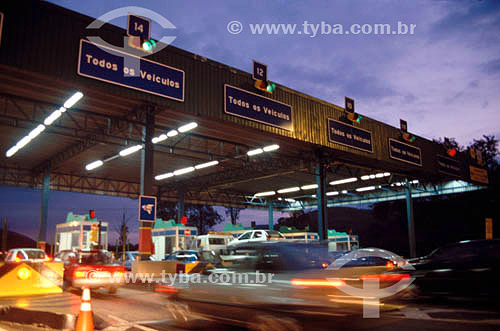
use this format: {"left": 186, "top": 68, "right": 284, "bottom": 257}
{"left": 25, "top": 250, "right": 46, "bottom": 259}
{"left": 79, "top": 251, "right": 113, "bottom": 265}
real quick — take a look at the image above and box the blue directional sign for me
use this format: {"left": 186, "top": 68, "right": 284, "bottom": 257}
{"left": 252, "top": 60, "right": 267, "bottom": 81}
{"left": 127, "top": 14, "right": 151, "bottom": 40}
{"left": 139, "top": 195, "right": 157, "bottom": 222}
{"left": 224, "top": 84, "right": 293, "bottom": 131}
{"left": 327, "top": 118, "right": 373, "bottom": 153}
{"left": 437, "top": 155, "right": 461, "bottom": 177}
{"left": 78, "top": 39, "right": 185, "bottom": 101}
{"left": 389, "top": 138, "right": 422, "bottom": 166}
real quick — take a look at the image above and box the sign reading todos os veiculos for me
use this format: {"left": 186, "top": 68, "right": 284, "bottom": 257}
{"left": 224, "top": 84, "right": 293, "bottom": 131}
{"left": 77, "top": 39, "right": 184, "bottom": 102}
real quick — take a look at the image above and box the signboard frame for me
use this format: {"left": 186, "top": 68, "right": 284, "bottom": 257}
{"left": 138, "top": 195, "right": 157, "bottom": 222}
{"left": 224, "top": 84, "right": 293, "bottom": 131}
{"left": 77, "top": 39, "right": 185, "bottom": 102}
{"left": 127, "top": 14, "right": 151, "bottom": 40}
{"left": 327, "top": 118, "right": 373, "bottom": 153}
{"left": 388, "top": 138, "right": 422, "bottom": 166}
{"left": 252, "top": 60, "right": 268, "bottom": 81}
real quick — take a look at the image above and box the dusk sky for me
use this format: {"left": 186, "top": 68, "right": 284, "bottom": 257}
{"left": 1, "top": 0, "right": 499, "bottom": 245}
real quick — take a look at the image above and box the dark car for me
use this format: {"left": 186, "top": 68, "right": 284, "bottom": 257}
{"left": 162, "top": 242, "right": 410, "bottom": 330}
{"left": 408, "top": 239, "right": 500, "bottom": 297}
{"left": 55, "top": 249, "right": 126, "bottom": 293}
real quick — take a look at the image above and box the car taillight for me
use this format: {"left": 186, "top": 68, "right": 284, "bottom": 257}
{"left": 321, "top": 263, "right": 329, "bottom": 269}
{"left": 45, "top": 256, "right": 51, "bottom": 262}
{"left": 155, "top": 284, "right": 178, "bottom": 293}
{"left": 15, "top": 257, "right": 21, "bottom": 263}
{"left": 360, "top": 274, "right": 410, "bottom": 282}
{"left": 291, "top": 278, "right": 344, "bottom": 287}
{"left": 386, "top": 261, "right": 395, "bottom": 270}
{"left": 74, "top": 271, "right": 86, "bottom": 278}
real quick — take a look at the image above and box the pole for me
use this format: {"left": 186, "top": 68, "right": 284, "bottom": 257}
{"left": 37, "top": 173, "right": 50, "bottom": 251}
{"left": 268, "top": 201, "right": 274, "bottom": 230}
{"left": 98, "top": 221, "right": 102, "bottom": 249}
{"left": 315, "top": 162, "right": 328, "bottom": 241}
{"left": 405, "top": 178, "right": 417, "bottom": 258}
{"left": 139, "top": 106, "right": 155, "bottom": 259}
{"left": 122, "top": 225, "right": 126, "bottom": 266}
{"left": 177, "top": 188, "right": 185, "bottom": 222}
{"left": 2, "top": 218, "right": 7, "bottom": 252}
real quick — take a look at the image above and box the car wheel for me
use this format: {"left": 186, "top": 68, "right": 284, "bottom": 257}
{"left": 108, "top": 286, "right": 118, "bottom": 294}
{"left": 250, "top": 315, "right": 301, "bottom": 331}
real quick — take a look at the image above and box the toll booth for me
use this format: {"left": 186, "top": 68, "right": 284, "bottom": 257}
{"left": 279, "top": 226, "right": 320, "bottom": 242}
{"left": 328, "top": 229, "right": 359, "bottom": 251}
{"left": 152, "top": 218, "right": 198, "bottom": 261}
{"left": 55, "top": 212, "right": 108, "bottom": 253}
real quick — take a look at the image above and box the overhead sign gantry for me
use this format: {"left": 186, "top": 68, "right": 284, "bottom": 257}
{"left": 0, "top": 1, "right": 488, "bottom": 258}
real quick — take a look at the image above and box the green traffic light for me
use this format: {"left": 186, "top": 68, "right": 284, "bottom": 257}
{"left": 356, "top": 115, "right": 363, "bottom": 123}
{"left": 266, "top": 82, "right": 276, "bottom": 92}
{"left": 410, "top": 135, "right": 416, "bottom": 142}
{"left": 142, "top": 40, "right": 156, "bottom": 52}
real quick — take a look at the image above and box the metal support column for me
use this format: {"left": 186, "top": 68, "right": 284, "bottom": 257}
{"left": 139, "top": 107, "right": 155, "bottom": 258}
{"left": 177, "top": 188, "right": 185, "bottom": 222}
{"left": 37, "top": 173, "right": 50, "bottom": 251}
{"left": 268, "top": 201, "right": 274, "bottom": 230}
{"left": 316, "top": 162, "right": 328, "bottom": 241}
{"left": 405, "top": 178, "right": 417, "bottom": 258}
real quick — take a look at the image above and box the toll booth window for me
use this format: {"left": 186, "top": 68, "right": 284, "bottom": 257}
{"left": 165, "top": 237, "right": 175, "bottom": 254}
{"left": 71, "top": 232, "right": 80, "bottom": 248}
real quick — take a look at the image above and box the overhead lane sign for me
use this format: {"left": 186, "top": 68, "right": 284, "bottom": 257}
{"left": 224, "top": 84, "right": 293, "bottom": 131}
{"left": 437, "top": 155, "right": 461, "bottom": 177}
{"left": 389, "top": 138, "right": 422, "bottom": 166}
{"left": 77, "top": 39, "right": 185, "bottom": 101}
{"left": 327, "top": 118, "right": 373, "bottom": 153}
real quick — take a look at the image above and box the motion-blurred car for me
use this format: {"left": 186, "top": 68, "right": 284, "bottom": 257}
{"left": 407, "top": 239, "right": 500, "bottom": 297}
{"left": 5, "top": 248, "right": 48, "bottom": 263}
{"left": 116, "top": 251, "right": 156, "bottom": 270}
{"left": 162, "top": 242, "right": 410, "bottom": 329}
{"left": 165, "top": 250, "right": 199, "bottom": 263}
{"left": 227, "top": 230, "right": 285, "bottom": 246}
{"left": 55, "top": 249, "right": 126, "bottom": 293}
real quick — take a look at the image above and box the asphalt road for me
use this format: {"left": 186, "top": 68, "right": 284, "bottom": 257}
{"left": 1, "top": 287, "right": 500, "bottom": 330}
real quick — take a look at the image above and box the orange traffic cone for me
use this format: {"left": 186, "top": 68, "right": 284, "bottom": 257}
{"left": 75, "top": 287, "right": 94, "bottom": 331}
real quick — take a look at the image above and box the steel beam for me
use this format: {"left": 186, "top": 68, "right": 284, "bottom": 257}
{"left": 37, "top": 172, "right": 50, "bottom": 250}
{"left": 405, "top": 178, "right": 417, "bottom": 258}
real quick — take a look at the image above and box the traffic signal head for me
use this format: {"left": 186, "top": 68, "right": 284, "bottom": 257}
{"left": 89, "top": 210, "right": 95, "bottom": 219}
{"left": 347, "top": 112, "right": 363, "bottom": 123}
{"left": 447, "top": 148, "right": 457, "bottom": 157}
{"left": 402, "top": 132, "right": 416, "bottom": 143}
{"left": 254, "top": 80, "right": 275, "bottom": 94}
{"left": 142, "top": 39, "right": 156, "bottom": 52}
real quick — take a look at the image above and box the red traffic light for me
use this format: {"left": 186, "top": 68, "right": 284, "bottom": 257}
{"left": 89, "top": 210, "right": 95, "bottom": 219}
{"left": 447, "top": 148, "right": 457, "bottom": 157}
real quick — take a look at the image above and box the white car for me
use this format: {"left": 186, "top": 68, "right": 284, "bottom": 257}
{"left": 227, "top": 230, "right": 285, "bottom": 247}
{"left": 5, "top": 248, "right": 48, "bottom": 263}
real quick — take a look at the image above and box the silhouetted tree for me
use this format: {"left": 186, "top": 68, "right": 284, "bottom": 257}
{"left": 225, "top": 207, "right": 243, "bottom": 225}
{"left": 186, "top": 204, "right": 223, "bottom": 234}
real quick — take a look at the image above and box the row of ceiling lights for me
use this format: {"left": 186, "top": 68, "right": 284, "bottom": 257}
{"left": 154, "top": 144, "right": 280, "bottom": 181}
{"left": 85, "top": 122, "right": 199, "bottom": 171}
{"left": 5, "top": 92, "right": 84, "bottom": 158}
{"left": 253, "top": 172, "right": 397, "bottom": 197}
